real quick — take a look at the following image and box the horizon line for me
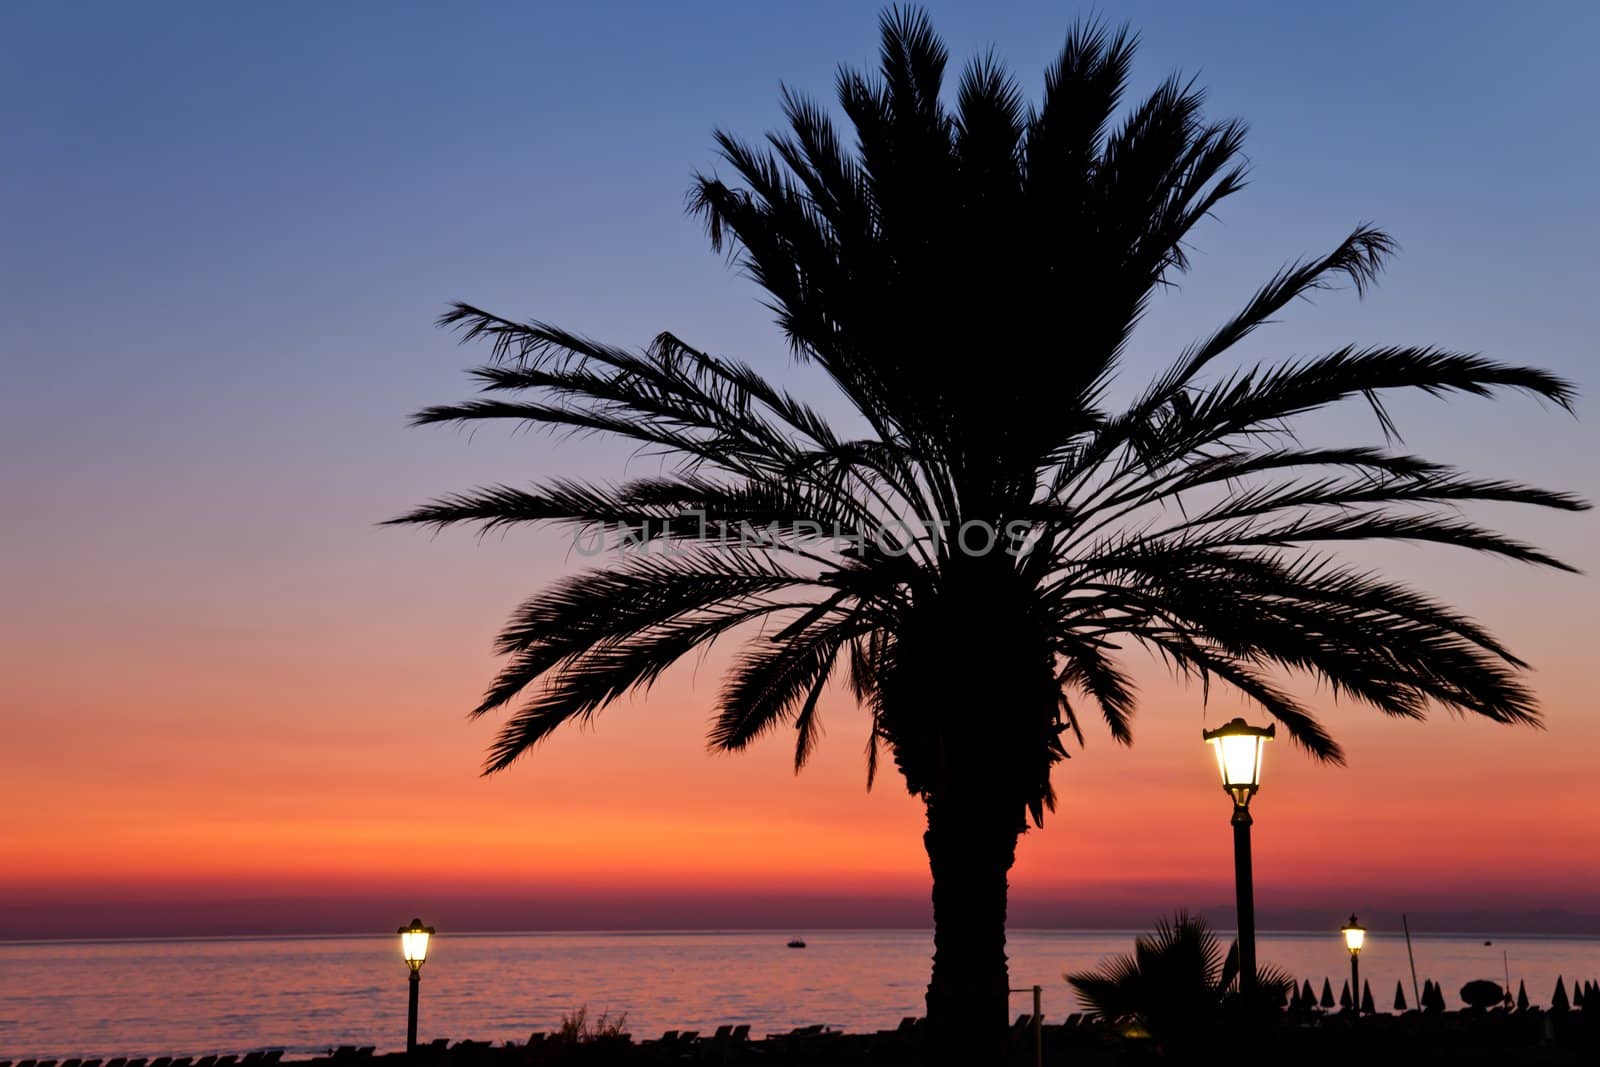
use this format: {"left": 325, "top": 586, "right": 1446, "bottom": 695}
{"left": 9, "top": 925, "right": 1600, "bottom": 948}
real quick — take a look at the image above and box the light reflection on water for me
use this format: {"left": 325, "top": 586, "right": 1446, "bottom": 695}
{"left": 2, "top": 930, "right": 1596, "bottom": 1058}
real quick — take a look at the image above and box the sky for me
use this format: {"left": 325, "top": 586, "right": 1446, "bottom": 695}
{"left": 2, "top": 0, "right": 1597, "bottom": 940}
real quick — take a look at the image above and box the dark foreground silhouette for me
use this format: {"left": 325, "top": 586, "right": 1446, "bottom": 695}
{"left": 24, "top": 1009, "right": 1597, "bottom": 1067}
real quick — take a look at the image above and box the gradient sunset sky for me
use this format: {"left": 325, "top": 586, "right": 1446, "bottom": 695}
{"left": 4, "top": 0, "right": 1598, "bottom": 940}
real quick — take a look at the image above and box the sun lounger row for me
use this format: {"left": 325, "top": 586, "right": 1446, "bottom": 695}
{"left": 4, "top": 1053, "right": 284, "bottom": 1067}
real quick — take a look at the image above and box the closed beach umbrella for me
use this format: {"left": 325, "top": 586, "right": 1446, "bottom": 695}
{"left": 1302, "top": 980, "right": 1316, "bottom": 1007}
{"left": 1552, "top": 976, "right": 1569, "bottom": 1012}
{"left": 1575, "top": 982, "right": 1585, "bottom": 1007}
{"left": 1340, "top": 979, "right": 1353, "bottom": 1010}
{"left": 1425, "top": 980, "right": 1446, "bottom": 1012}
{"left": 1393, "top": 981, "right": 1408, "bottom": 1012}
{"left": 1361, "top": 980, "right": 1375, "bottom": 1014}
{"left": 1516, "top": 980, "right": 1529, "bottom": 1012}
{"left": 1321, "top": 978, "right": 1336, "bottom": 1009}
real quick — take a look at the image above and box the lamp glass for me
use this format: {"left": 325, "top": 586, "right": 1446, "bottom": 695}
{"left": 401, "top": 929, "right": 431, "bottom": 965}
{"left": 1342, "top": 920, "right": 1365, "bottom": 954}
{"left": 1211, "top": 732, "right": 1266, "bottom": 792}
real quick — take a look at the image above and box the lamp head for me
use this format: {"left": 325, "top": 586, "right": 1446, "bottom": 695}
{"left": 399, "top": 917, "right": 435, "bottom": 972}
{"left": 1341, "top": 914, "right": 1366, "bottom": 955}
{"left": 1201, "top": 718, "right": 1275, "bottom": 808}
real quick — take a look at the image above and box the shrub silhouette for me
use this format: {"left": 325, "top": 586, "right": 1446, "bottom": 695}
{"left": 1066, "top": 912, "right": 1292, "bottom": 1046}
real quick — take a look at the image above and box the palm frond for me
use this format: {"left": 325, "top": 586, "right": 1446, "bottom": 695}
{"left": 710, "top": 614, "right": 857, "bottom": 752}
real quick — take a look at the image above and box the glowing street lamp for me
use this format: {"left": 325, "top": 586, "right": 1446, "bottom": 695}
{"left": 399, "top": 918, "right": 435, "bottom": 1053}
{"left": 1202, "top": 717, "right": 1275, "bottom": 995}
{"left": 1341, "top": 915, "right": 1366, "bottom": 1015}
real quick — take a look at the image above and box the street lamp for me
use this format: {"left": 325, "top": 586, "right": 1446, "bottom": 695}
{"left": 1341, "top": 915, "right": 1366, "bottom": 1015}
{"left": 1202, "top": 717, "right": 1275, "bottom": 995}
{"left": 399, "top": 918, "right": 435, "bottom": 1053}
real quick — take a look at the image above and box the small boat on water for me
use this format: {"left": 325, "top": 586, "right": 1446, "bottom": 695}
{"left": 787, "top": 938, "right": 807, "bottom": 949}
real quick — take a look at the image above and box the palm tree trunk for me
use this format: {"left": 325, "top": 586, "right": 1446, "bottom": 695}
{"left": 922, "top": 789, "right": 1020, "bottom": 1064}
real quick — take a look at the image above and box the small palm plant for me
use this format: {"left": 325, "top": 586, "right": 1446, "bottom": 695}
{"left": 1067, "top": 913, "right": 1293, "bottom": 1043}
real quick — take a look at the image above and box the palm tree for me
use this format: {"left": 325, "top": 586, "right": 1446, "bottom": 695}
{"left": 1066, "top": 912, "right": 1293, "bottom": 1045}
{"left": 392, "top": 8, "right": 1583, "bottom": 1059}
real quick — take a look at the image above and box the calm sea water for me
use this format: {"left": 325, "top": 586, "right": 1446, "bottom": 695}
{"left": 3, "top": 930, "right": 1597, "bottom": 1058}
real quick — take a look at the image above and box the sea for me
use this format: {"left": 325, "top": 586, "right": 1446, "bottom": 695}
{"left": 2, "top": 930, "right": 1596, "bottom": 1058}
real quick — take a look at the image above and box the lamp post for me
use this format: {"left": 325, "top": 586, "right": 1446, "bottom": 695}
{"left": 1202, "top": 717, "right": 1275, "bottom": 996}
{"left": 1341, "top": 915, "right": 1366, "bottom": 1015}
{"left": 399, "top": 918, "right": 435, "bottom": 1054}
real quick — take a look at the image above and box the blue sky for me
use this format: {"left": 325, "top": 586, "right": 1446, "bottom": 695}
{"left": 4, "top": 0, "right": 1595, "bottom": 630}
{"left": 5, "top": 1, "right": 1596, "bottom": 471}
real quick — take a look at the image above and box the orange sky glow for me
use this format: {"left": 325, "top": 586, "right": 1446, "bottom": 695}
{"left": 7, "top": 520, "right": 1596, "bottom": 937}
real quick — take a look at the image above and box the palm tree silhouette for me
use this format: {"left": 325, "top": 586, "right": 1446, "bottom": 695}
{"left": 392, "top": 8, "right": 1583, "bottom": 1058}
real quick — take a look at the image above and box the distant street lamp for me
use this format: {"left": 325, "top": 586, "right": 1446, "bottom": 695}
{"left": 1341, "top": 915, "right": 1366, "bottom": 1015}
{"left": 1202, "top": 717, "right": 1275, "bottom": 995}
{"left": 399, "top": 918, "right": 435, "bottom": 1054}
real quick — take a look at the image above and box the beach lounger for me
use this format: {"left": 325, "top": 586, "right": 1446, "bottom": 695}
{"left": 696, "top": 1027, "right": 732, "bottom": 1056}
{"left": 192, "top": 1056, "right": 217, "bottom": 1067}
{"left": 127, "top": 1057, "right": 148, "bottom": 1067}
{"left": 168, "top": 1059, "right": 192, "bottom": 1067}
{"left": 212, "top": 1056, "right": 236, "bottom": 1066}
{"left": 261, "top": 1054, "right": 282, "bottom": 1065}
{"left": 729, "top": 1025, "right": 749, "bottom": 1043}
{"left": 150, "top": 1057, "right": 173, "bottom": 1067}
